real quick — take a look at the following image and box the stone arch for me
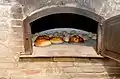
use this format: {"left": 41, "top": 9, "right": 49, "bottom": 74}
{"left": 23, "top": 5, "right": 104, "bottom": 23}
{"left": 23, "top": 5, "right": 104, "bottom": 54}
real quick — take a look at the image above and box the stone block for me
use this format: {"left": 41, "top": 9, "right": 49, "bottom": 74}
{"left": 9, "top": 33, "right": 23, "bottom": 40}
{"left": 10, "top": 13, "right": 23, "bottom": 19}
{"left": 0, "top": 23, "right": 9, "bottom": 31}
{"left": 57, "top": 62, "right": 73, "bottom": 67}
{"left": 105, "top": 67, "right": 120, "bottom": 74}
{"left": 108, "top": 73, "right": 120, "bottom": 79}
{"left": 27, "top": 75, "right": 64, "bottom": 79}
{"left": 0, "top": 57, "right": 15, "bottom": 63}
{"left": 69, "top": 73, "right": 108, "bottom": 79}
{"left": 0, "top": 44, "right": 10, "bottom": 57}
{"left": 0, "top": 69, "right": 7, "bottom": 76}
{"left": 94, "top": 66, "right": 106, "bottom": 73}
{"left": 9, "top": 31, "right": 23, "bottom": 42}
{"left": 74, "top": 62, "right": 93, "bottom": 67}
{"left": 10, "top": 19, "right": 23, "bottom": 26}
{"left": 0, "top": 31, "right": 8, "bottom": 42}
{"left": 10, "top": 5, "right": 22, "bottom": 13}
{"left": 18, "top": 62, "right": 52, "bottom": 69}
{"left": 9, "top": 35, "right": 23, "bottom": 42}
{"left": 7, "top": 69, "right": 27, "bottom": 78}
{"left": 0, "top": 5, "right": 10, "bottom": 18}
{"left": 0, "top": 17, "right": 8, "bottom": 22}
{"left": 63, "top": 67, "right": 83, "bottom": 73}
{"left": 22, "top": 0, "right": 106, "bottom": 17}
{"left": 11, "top": 27, "right": 23, "bottom": 33}
{"left": 45, "top": 67, "right": 63, "bottom": 75}
{"left": 10, "top": 76, "right": 28, "bottom": 79}
{"left": 9, "top": 27, "right": 23, "bottom": 41}
{"left": 0, "top": 63, "right": 15, "bottom": 69}
{"left": 90, "top": 58, "right": 117, "bottom": 66}
{"left": 0, "top": 0, "right": 10, "bottom": 4}
{"left": 21, "top": 69, "right": 41, "bottom": 75}
{"left": 90, "top": 59, "right": 104, "bottom": 66}
{"left": 103, "top": 59, "right": 117, "bottom": 67}
{"left": 68, "top": 73, "right": 108, "bottom": 78}
{"left": 81, "top": 66, "right": 96, "bottom": 73}
{"left": 49, "top": 62, "right": 57, "bottom": 68}
{"left": 10, "top": 46, "right": 24, "bottom": 54}
{"left": 9, "top": 40, "right": 23, "bottom": 47}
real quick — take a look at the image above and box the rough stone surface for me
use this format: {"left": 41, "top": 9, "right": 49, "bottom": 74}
{"left": 12, "top": 0, "right": 120, "bottom": 19}
{"left": 15, "top": 0, "right": 107, "bottom": 18}
{"left": 57, "top": 62, "right": 74, "bottom": 67}
{"left": 0, "top": 23, "right": 9, "bottom": 31}
{"left": 0, "top": 0, "right": 10, "bottom": 4}
{"left": 0, "top": 5, "right": 10, "bottom": 18}
{"left": 101, "top": 0, "right": 120, "bottom": 19}
{"left": 0, "top": 31, "right": 8, "bottom": 42}
{"left": 10, "top": 13, "right": 23, "bottom": 19}
{"left": 10, "top": 19, "right": 23, "bottom": 26}
{"left": 10, "top": 4, "right": 22, "bottom": 14}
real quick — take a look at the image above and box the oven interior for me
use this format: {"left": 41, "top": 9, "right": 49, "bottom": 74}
{"left": 30, "top": 13, "right": 99, "bottom": 56}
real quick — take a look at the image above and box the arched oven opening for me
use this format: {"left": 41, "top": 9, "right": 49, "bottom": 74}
{"left": 30, "top": 13, "right": 98, "bottom": 34}
{"left": 29, "top": 13, "right": 100, "bottom": 57}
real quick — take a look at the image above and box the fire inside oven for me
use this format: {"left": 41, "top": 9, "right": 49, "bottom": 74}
{"left": 30, "top": 13, "right": 98, "bottom": 56}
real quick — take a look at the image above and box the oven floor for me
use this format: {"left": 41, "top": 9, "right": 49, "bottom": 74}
{"left": 32, "top": 43, "right": 103, "bottom": 57}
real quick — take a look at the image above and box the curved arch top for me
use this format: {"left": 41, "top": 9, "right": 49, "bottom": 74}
{"left": 23, "top": 5, "right": 105, "bottom": 55}
{"left": 24, "top": 6, "right": 104, "bottom": 23}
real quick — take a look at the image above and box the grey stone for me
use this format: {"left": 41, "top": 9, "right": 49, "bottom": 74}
{"left": 10, "top": 4, "right": 22, "bottom": 13}
{"left": 0, "top": 57, "right": 15, "bottom": 63}
{"left": 63, "top": 67, "right": 83, "bottom": 73}
{"left": 10, "top": 13, "right": 23, "bottom": 19}
{"left": 9, "top": 33, "right": 23, "bottom": 41}
{"left": 10, "top": 46, "right": 24, "bottom": 54}
{"left": 0, "top": 31, "right": 8, "bottom": 42}
{"left": 10, "top": 27, "right": 23, "bottom": 34}
{"left": 10, "top": 19, "right": 22, "bottom": 26}
{"left": 9, "top": 40, "right": 23, "bottom": 47}
{"left": 0, "top": 0, "right": 11, "bottom": 4}
{"left": 9, "top": 27, "right": 23, "bottom": 42}
{"left": 0, "top": 23, "right": 9, "bottom": 31}
{"left": 0, "top": 5, "right": 10, "bottom": 18}
{"left": 18, "top": 0, "right": 107, "bottom": 18}
{"left": 100, "top": 0, "right": 120, "bottom": 19}
{"left": 15, "top": 0, "right": 120, "bottom": 19}
{"left": 0, "top": 17, "right": 8, "bottom": 22}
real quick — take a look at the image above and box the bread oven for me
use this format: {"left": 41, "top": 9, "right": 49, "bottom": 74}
{"left": 22, "top": 2, "right": 120, "bottom": 62}
{"left": 23, "top": 6, "right": 104, "bottom": 57}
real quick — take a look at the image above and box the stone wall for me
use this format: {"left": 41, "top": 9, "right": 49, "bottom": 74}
{"left": 14, "top": 0, "right": 120, "bottom": 19}
{"left": 16, "top": 0, "right": 106, "bottom": 18}
{"left": 0, "top": 0, "right": 120, "bottom": 79}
